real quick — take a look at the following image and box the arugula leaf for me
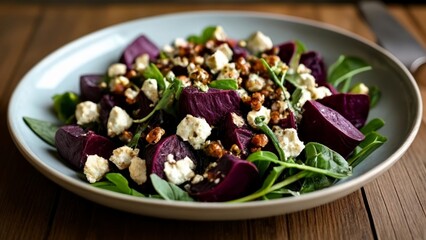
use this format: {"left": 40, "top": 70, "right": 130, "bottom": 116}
{"left": 127, "top": 122, "right": 149, "bottom": 148}
{"left": 261, "top": 58, "right": 285, "bottom": 92}
{"left": 23, "top": 117, "right": 58, "bottom": 147}
{"left": 52, "top": 91, "right": 80, "bottom": 123}
{"left": 347, "top": 132, "right": 387, "bottom": 167}
{"left": 150, "top": 174, "right": 194, "bottom": 201}
{"left": 328, "top": 55, "right": 372, "bottom": 92}
{"left": 92, "top": 173, "right": 144, "bottom": 197}
{"left": 143, "top": 63, "right": 166, "bottom": 92}
{"left": 208, "top": 79, "right": 238, "bottom": 90}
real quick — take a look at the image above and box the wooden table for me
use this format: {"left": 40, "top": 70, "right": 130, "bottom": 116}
{"left": 1, "top": 2, "right": 425, "bottom": 239}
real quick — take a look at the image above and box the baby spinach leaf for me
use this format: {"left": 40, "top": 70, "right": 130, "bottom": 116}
{"left": 23, "top": 117, "right": 58, "bottom": 147}
{"left": 264, "top": 188, "right": 300, "bottom": 199}
{"left": 150, "top": 174, "right": 194, "bottom": 201}
{"left": 328, "top": 55, "right": 372, "bottom": 92}
{"left": 52, "top": 91, "right": 80, "bottom": 123}
{"left": 92, "top": 173, "right": 144, "bottom": 197}
{"left": 143, "top": 63, "right": 166, "bottom": 92}
{"left": 300, "top": 173, "right": 334, "bottom": 193}
{"left": 347, "top": 132, "right": 387, "bottom": 167}
{"left": 187, "top": 26, "right": 217, "bottom": 44}
{"left": 208, "top": 79, "right": 238, "bottom": 90}
{"left": 247, "top": 151, "right": 278, "bottom": 177}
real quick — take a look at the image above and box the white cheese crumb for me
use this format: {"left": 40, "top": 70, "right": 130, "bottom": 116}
{"left": 217, "top": 63, "right": 240, "bottom": 80}
{"left": 231, "top": 112, "right": 245, "bottom": 128}
{"left": 174, "top": 38, "right": 188, "bottom": 48}
{"left": 216, "top": 43, "right": 233, "bottom": 61}
{"left": 109, "top": 76, "right": 130, "bottom": 92}
{"left": 124, "top": 88, "right": 139, "bottom": 101}
{"left": 246, "top": 31, "right": 273, "bottom": 54}
{"left": 176, "top": 114, "right": 212, "bottom": 150}
{"left": 134, "top": 53, "right": 150, "bottom": 72}
{"left": 141, "top": 78, "right": 159, "bottom": 104}
{"left": 75, "top": 101, "right": 99, "bottom": 125}
{"left": 297, "top": 88, "right": 312, "bottom": 108}
{"left": 109, "top": 146, "right": 139, "bottom": 170}
{"left": 246, "top": 73, "right": 266, "bottom": 92}
{"left": 129, "top": 157, "right": 147, "bottom": 185}
{"left": 273, "top": 126, "right": 305, "bottom": 158}
{"left": 206, "top": 50, "right": 229, "bottom": 73}
{"left": 212, "top": 26, "right": 227, "bottom": 41}
{"left": 311, "top": 86, "right": 332, "bottom": 100}
{"left": 84, "top": 155, "right": 109, "bottom": 183}
{"left": 108, "top": 63, "right": 127, "bottom": 77}
{"left": 191, "top": 174, "right": 204, "bottom": 184}
{"left": 107, "top": 106, "right": 133, "bottom": 137}
{"left": 164, "top": 154, "right": 195, "bottom": 185}
{"left": 247, "top": 106, "right": 271, "bottom": 129}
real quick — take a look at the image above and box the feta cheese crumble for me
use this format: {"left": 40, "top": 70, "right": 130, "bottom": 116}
{"left": 129, "top": 157, "right": 147, "bottom": 185}
{"left": 164, "top": 154, "right": 195, "bottom": 185}
{"left": 247, "top": 106, "right": 271, "bottom": 129}
{"left": 107, "top": 106, "right": 133, "bottom": 137}
{"left": 141, "top": 78, "right": 159, "bottom": 104}
{"left": 206, "top": 50, "right": 229, "bottom": 73}
{"left": 245, "top": 73, "right": 266, "bottom": 92}
{"left": 134, "top": 53, "right": 150, "bottom": 72}
{"left": 109, "top": 146, "right": 139, "bottom": 170}
{"left": 84, "top": 155, "right": 110, "bottom": 183}
{"left": 176, "top": 114, "right": 212, "bottom": 150}
{"left": 246, "top": 31, "right": 273, "bottom": 54}
{"left": 108, "top": 63, "right": 127, "bottom": 77}
{"left": 75, "top": 101, "right": 99, "bottom": 125}
{"left": 273, "top": 126, "right": 305, "bottom": 158}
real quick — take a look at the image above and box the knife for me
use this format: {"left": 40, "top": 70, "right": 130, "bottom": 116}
{"left": 358, "top": 0, "right": 426, "bottom": 74}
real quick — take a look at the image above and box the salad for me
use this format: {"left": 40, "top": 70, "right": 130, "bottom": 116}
{"left": 24, "top": 26, "right": 386, "bottom": 202}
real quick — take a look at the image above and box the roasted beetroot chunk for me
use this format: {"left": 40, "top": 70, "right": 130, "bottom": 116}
{"left": 79, "top": 74, "right": 104, "bottom": 102}
{"left": 120, "top": 35, "right": 160, "bottom": 69}
{"left": 190, "top": 154, "right": 259, "bottom": 202}
{"left": 179, "top": 87, "right": 241, "bottom": 126}
{"left": 145, "top": 135, "right": 197, "bottom": 179}
{"left": 55, "top": 125, "right": 116, "bottom": 169}
{"left": 276, "top": 41, "right": 296, "bottom": 64}
{"left": 317, "top": 93, "right": 370, "bottom": 128}
{"left": 300, "top": 51, "right": 327, "bottom": 84}
{"left": 277, "top": 111, "right": 297, "bottom": 129}
{"left": 220, "top": 112, "right": 253, "bottom": 155}
{"left": 298, "top": 100, "right": 365, "bottom": 157}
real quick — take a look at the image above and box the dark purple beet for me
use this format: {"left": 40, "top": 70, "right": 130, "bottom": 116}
{"left": 79, "top": 74, "right": 104, "bottom": 102}
{"left": 220, "top": 112, "right": 253, "bottom": 155}
{"left": 120, "top": 35, "right": 160, "bottom": 69}
{"left": 189, "top": 154, "right": 259, "bottom": 202}
{"left": 317, "top": 93, "right": 370, "bottom": 128}
{"left": 300, "top": 51, "right": 326, "bottom": 84}
{"left": 99, "top": 94, "right": 116, "bottom": 128}
{"left": 298, "top": 100, "right": 365, "bottom": 157}
{"left": 276, "top": 41, "right": 296, "bottom": 64}
{"left": 145, "top": 135, "right": 197, "bottom": 179}
{"left": 231, "top": 45, "right": 249, "bottom": 61}
{"left": 55, "top": 125, "right": 116, "bottom": 170}
{"left": 277, "top": 110, "right": 297, "bottom": 129}
{"left": 179, "top": 87, "right": 241, "bottom": 126}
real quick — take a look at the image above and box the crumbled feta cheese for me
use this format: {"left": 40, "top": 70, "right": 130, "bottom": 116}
{"left": 109, "top": 146, "right": 139, "bottom": 170}
{"left": 271, "top": 100, "right": 288, "bottom": 114}
{"left": 245, "top": 73, "right": 266, "bottom": 92}
{"left": 75, "top": 101, "right": 99, "bottom": 125}
{"left": 217, "top": 63, "right": 240, "bottom": 80}
{"left": 296, "top": 89, "right": 312, "bottom": 108}
{"left": 298, "top": 73, "right": 317, "bottom": 90}
{"left": 231, "top": 112, "right": 245, "bottom": 127}
{"left": 124, "top": 88, "right": 139, "bottom": 101}
{"left": 141, "top": 78, "right": 159, "bottom": 104}
{"left": 236, "top": 88, "right": 249, "bottom": 99}
{"left": 109, "top": 76, "right": 130, "bottom": 92}
{"left": 174, "top": 38, "right": 188, "bottom": 48}
{"left": 165, "top": 70, "right": 176, "bottom": 82}
{"left": 129, "top": 157, "right": 147, "bottom": 185}
{"left": 216, "top": 43, "right": 233, "bottom": 61}
{"left": 350, "top": 83, "right": 369, "bottom": 95}
{"left": 172, "top": 56, "right": 189, "bottom": 67}
{"left": 296, "top": 64, "right": 312, "bottom": 74}
{"left": 247, "top": 106, "right": 271, "bottom": 129}
{"left": 206, "top": 50, "right": 229, "bottom": 73}
{"left": 134, "top": 53, "right": 150, "bottom": 72}
{"left": 212, "top": 26, "right": 227, "bottom": 41}
{"left": 162, "top": 44, "right": 174, "bottom": 55}
{"left": 84, "top": 155, "right": 109, "bottom": 183}
{"left": 108, "top": 63, "right": 127, "bottom": 77}
{"left": 107, "top": 106, "right": 133, "bottom": 137}
{"left": 246, "top": 31, "right": 273, "bottom": 54}
{"left": 311, "top": 86, "right": 332, "bottom": 100}
{"left": 164, "top": 154, "right": 195, "bottom": 185}
{"left": 273, "top": 127, "right": 305, "bottom": 158}
{"left": 191, "top": 174, "right": 204, "bottom": 184}
{"left": 176, "top": 114, "right": 212, "bottom": 150}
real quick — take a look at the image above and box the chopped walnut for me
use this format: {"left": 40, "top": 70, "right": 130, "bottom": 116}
{"left": 251, "top": 134, "right": 269, "bottom": 148}
{"left": 145, "top": 127, "right": 166, "bottom": 144}
{"left": 235, "top": 56, "right": 251, "bottom": 76}
{"left": 204, "top": 141, "right": 225, "bottom": 158}
{"left": 119, "top": 130, "right": 133, "bottom": 143}
{"left": 230, "top": 144, "right": 242, "bottom": 156}
{"left": 250, "top": 92, "right": 265, "bottom": 111}
{"left": 189, "top": 66, "right": 211, "bottom": 85}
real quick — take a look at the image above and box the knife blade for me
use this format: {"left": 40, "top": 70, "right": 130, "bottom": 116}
{"left": 358, "top": 0, "right": 426, "bottom": 73}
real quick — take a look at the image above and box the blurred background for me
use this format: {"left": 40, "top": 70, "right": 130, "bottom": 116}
{"left": 0, "top": 0, "right": 423, "bottom": 3}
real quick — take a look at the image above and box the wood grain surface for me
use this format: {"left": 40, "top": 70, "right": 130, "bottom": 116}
{"left": 1, "top": 3, "right": 425, "bottom": 240}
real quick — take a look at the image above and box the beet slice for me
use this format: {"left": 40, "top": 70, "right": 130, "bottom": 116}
{"left": 145, "top": 135, "right": 197, "bottom": 179}
{"left": 277, "top": 110, "right": 297, "bottom": 129}
{"left": 220, "top": 112, "right": 253, "bottom": 155}
{"left": 55, "top": 125, "right": 116, "bottom": 170}
{"left": 120, "top": 35, "right": 160, "bottom": 69}
{"left": 179, "top": 87, "right": 241, "bottom": 126}
{"left": 189, "top": 154, "right": 259, "bottom": 202}
{"left": 298, "top": 100, "right": 365, "bottom": 157}
{"left": 276, "top": 41, "right": 296, "bottom": 64}
{"left": 80, "top": 74, "right": 104, "bottom": 102}
{"left": 300, "top": 51, "right": 326, "bottom": 84}
{"left": 317, "top": 93, "right": 370, "bottom": 128}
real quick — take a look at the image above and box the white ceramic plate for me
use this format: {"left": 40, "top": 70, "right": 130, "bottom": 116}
{"left": 8, "top": 11, "right": 422, "bottom": 220}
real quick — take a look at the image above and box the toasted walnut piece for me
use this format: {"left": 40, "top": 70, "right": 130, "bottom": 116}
{"left": 119, "top": 130, "right": 134, "bottom": 143}
{"left": 270, "top": 110, "right": 281, "bottom": 125}
{"left": 250, "top": 92, "right": 265, "bottom": 111}
{"left": 145, "top": 127, "right": 166, "bottom": 144}
{"left": 125, "top": 69, "right": 138, "bottom": 79}
{"left": 204, "top": 141, "right": 225, "bottom": 159}
{"left": 251, "top": 134, "right": 269, "bottom": 148}
{"left": 230, "top": 144, "right": 241, "bottom": 156}
{"left": 235, "top": 57, "right": 251, "bottom": 76}
{"left": 251, "top": 58, "right": 267, "bottom": 74}
{"left": 189, "top": 66, "right": 211, "bottom": 85}
{"left": 263, "top": 55, "right": 281, "bottom": 67}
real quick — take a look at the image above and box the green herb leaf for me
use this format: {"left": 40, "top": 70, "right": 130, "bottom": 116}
{"left": 143, "top": 63, "right": 166, "bottom": 92}
{"left": 127, "top": 122, "right": 149, "bottom": 148}
{"left": 300, "top": 174, "right": 334, "bottom": 193}
{"left": 254, "top": 116, "right": 286, "bottom": 162}
{"left": 247, "top": 151, "right": 278, "bottom": 177}
{"left": 328, "top": 55, "right": 372, "bottom": 92}
{"left": 186, "top": 26, "right": 217, "bottom": 44}
{"left": 92, "top": 173, "right": 144, "bottom": 197}
{"left": 289, "top": 40, "right": 307, "bottom": 70}
{"left": 150, "top": 174, "right": 194, "bottom": 201}
{"left": 347, "top": 132, "right": 387, "bottom": 167}
{"left": 360, "top": 118, "right": 385, "bottom": 135}
{"left": 52, "top": 92, "right": 80, "bottom": 123}
{"left": 368, "top": 86, "right": 381, "bottom": 108}
{"left": 208, "top": 79, "right": 238, "bottom": 90}
{"left": 23, "top": 117, "right": 58, "bottom": 147}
